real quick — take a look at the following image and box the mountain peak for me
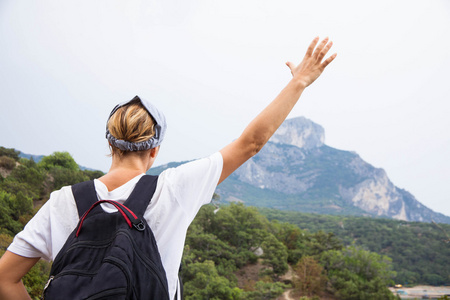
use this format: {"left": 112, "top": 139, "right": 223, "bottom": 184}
{"left": 270, "top": 117, "right": 325, "bottom": 149}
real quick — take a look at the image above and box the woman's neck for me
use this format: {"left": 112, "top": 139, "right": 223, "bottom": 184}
{"left": 99, "top": 152, "right": 152, "bottom": 191}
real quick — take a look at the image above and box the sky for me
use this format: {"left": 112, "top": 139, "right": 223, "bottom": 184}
{"left": 1, "top": 0, "right": 449, "bottom": 217}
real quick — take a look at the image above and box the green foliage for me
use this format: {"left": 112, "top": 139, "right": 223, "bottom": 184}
{"left": 210, "top": 204, "right": 269, "bottom": 252}
{"left": 0, "top": 156, "right": 16, "bottom": 170}
{"left": 0, "top": 147, "right": 20, "bottom": 161}
{"left": 82, "top": 169, "right": 104, "bottom": 180}
{"left": 242, "top": 281, "right": 288, "bottom": 300}
{"left": 261, "top": 208, "right": 450, "bottom": 286}
{"left": 0, "top": 233, "right": 13, "bottom": 250}
{"left": 181, "top": 203, "right": 401, "bottom": 299}
{"left": 261, "top": 234, "right": 288, "bottom": 275}
{"left": 183, "top": 260, "right": 240, "bottom": 300}
{"left": 6, "top": 163, "right": 46, "bottom": 198}
{"left": 38, "top": 151, "right": 79, "bottom": 171}
{"left": 49, "top": 167, "right": 89, "bottom": 191}
{"left": 320, "top": 246, "right": 396, "bottom": 299}
{"left": 0, "top": 190, "right": 33, "bottom": 235}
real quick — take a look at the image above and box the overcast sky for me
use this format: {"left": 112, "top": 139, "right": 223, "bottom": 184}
{"left": 1, "top": 0, "right": 449, "bottom": 217}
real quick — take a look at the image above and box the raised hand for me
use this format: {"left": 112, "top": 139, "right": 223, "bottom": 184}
{"left": 285, "top": 37, "right": 337, "bottom": 88}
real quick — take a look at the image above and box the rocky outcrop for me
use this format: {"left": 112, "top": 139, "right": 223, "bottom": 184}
{"left": 216, "top": 117, "right": 450, "bottom": 224}
{"left": 269, "top": 117, "right": 325, "bottom": 149}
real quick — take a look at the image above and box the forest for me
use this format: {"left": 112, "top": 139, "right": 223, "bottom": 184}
{"left": 0, "top": 147, "right": 447, "bottom": 299}
{"left": 259, "top": 208, "right": 450, "bottom": 287}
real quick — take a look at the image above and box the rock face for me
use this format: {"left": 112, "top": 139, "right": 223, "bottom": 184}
{"left": 215, "top": 117, "right": 450, "bottom": 224}
{"left": 270, "top": 117, "right": 325, "bottom": 149}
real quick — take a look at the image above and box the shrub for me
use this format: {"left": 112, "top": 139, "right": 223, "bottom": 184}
{"left": 0, "top": 156, "right": 16, "bottom": 170}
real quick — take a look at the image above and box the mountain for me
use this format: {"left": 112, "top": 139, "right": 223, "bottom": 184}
{"left": 149, "top": 117, "right": 450, "bottom": 224}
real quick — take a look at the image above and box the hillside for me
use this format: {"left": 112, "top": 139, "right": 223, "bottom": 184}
{"left": 259, "top": 208, "right": 450, "bottom": 286}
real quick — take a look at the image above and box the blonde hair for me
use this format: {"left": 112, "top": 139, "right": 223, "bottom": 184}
{"left": 107, "top": 100, "right": 155, "bottom": 156}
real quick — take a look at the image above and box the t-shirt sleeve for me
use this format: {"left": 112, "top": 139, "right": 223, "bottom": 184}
{"left": 7, "top": 186, "right": 78, "bottom": 261}
{"left": 162, "top": 152, "right": 223, "bottom": 221}
{"left": 7, "top": 194, "right": 54, "bottom": 260}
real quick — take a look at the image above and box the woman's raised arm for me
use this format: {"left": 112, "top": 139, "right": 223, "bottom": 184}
{"left": 219, "top": 37, "right": 336, "bottom": 184}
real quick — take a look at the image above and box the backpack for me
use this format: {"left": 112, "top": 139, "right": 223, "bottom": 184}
{"left": 43, "top": 175, "right": 170, "bottom": 300}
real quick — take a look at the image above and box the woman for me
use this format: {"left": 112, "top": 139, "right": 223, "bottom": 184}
{"left": 0, "top": 37, "right": 336, "bottom": 300}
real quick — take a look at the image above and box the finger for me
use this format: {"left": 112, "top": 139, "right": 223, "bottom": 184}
{"left": 317, "top": 41, "right": 333, "bottom": 62}
{"left": 313, "top": 37, "right": 329, "bottom": 59}
{"left": 285, "top": 61, "right": 295, "bottom": 75}
{"left": 320, "top": 53, "right": 337, "bottom": 69}
{"left": 305, "top": 37, "right": 319, "bottom": 57}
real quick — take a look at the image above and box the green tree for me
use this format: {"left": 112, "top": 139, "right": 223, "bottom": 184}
{"left": 0, "top": 190, "right": 32, "bottom": 235}
{"left": 261, "top": 234, "right": 288, "bottom": 276}
{"left": 49, "top": 168, "right": 89, "bottom": 191}
{"left": 38, "top": 152, "right": 79, "bottom": 171}
{"left": 242, "top": 281, "right": 288, "bottom": 300}
{"left": 183, "top": 260, "right": 241, "bottom": 300}
{"left": 211, "top": 204, "right": 269, "bottom": 253}
{"left": 321, "top": 246, "right": 396, "bottom": 300}
{"left": 0, "top": 147, "right": 20, "bottom": 161}
{"left": 82, "top": 169, "right": 104, "bottom": 180}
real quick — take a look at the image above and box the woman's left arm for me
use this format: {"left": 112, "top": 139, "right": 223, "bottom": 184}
{"left": 0, "top": 251, "right": 40, "bottom": 300}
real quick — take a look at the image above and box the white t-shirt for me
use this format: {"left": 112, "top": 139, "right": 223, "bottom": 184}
{"left": 8, "top": 152, "right": 223, "bottom": 300}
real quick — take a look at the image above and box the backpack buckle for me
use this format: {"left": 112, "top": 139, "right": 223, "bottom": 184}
{"left": 133, "top": 220, "right": 146, "bottom": 231}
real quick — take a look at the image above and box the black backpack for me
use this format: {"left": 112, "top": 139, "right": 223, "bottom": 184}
{"left": 43, "top": 175, "right": 170, "bottom": 300}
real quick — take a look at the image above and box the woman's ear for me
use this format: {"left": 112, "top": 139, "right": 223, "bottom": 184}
{"left": 149, "top": 146, "right": 160, "bottom": 158}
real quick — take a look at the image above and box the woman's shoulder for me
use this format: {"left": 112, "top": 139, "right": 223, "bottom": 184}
{"left": 159, "top": 152, "right": 223, "bottom": 179}
{"left": 44, "top": 185, "right": 77, "bottom": 212}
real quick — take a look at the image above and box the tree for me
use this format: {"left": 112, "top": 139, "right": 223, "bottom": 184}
{"left": 261, "top": 234, "right": 288, "bottom": 276}
{"left": 320, "top": 246, "right": 397, "bottom": 300}
{"left": 182, "top": 260, "right": 241, "bottom": 300}
{"left": 0, "top": 147, "right": 20, "bottom": 161}
{"left": 38, "top": 152, "right": 79, "bottom": 171}
{"left": 0, "top": 190, "right": 32, "bottom": 235}
{"left": 293, "top": 256, "right": 327, "bottom": 297}
{"left": 242, "top": 281, "right": 288, "bottom": 300}
{"left": 0, "top": 156, "right": 16, "bottom": 170}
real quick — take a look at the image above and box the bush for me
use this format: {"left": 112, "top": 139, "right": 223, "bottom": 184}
{"left": 0, "top": 147, "right": 20, "bottom": 161}
{"left": 0, "top": 191, "right": 31, "bottom": 235}
{"left": 49, "top": 168, "right": 89, "bottom": 191}
{"left": 320, "top": 246, "right": 396, "bottom": 300}
{"left": 38, "top": 152, "right": 79, "bottom": 171}
{"left": 0, "top": 156, "right": 16, "bottom": 170}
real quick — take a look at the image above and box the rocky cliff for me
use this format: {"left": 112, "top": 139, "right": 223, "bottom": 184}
{"left": 214, "top": 117, "right": 450, "bottom": 223}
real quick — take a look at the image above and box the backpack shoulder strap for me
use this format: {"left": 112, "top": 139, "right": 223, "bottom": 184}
{"left": 71, "top": 180, "right": 97, "bottom": 219}
{"left": 123, "top": 175, "right": 159, "bottom": 217}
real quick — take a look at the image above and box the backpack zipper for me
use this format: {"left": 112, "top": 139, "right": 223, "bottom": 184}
{"left": 41, "top": 276, "right": 54, "bottom": 299}
{"left": 42, "top": 270, "right": 97, "bottom": 299}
